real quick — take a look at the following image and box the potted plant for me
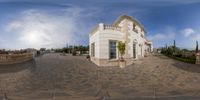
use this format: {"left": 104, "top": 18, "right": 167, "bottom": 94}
{"left": 117, "top": 41, "right": 126, "bottom": 68}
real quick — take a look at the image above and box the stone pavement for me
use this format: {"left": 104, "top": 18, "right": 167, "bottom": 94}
{"left": 0, "top": 53, "right": 200, "bottom": 100}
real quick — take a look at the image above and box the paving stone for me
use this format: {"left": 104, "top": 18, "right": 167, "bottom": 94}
{"left": 0, "top": 53, "right": 200, "bottom": 99}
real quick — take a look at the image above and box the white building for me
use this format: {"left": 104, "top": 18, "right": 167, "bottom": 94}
{"left": 89, "top": 15, "right": 153, "bottom": 66}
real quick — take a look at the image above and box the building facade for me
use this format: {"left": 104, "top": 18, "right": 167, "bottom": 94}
{"left": 89, "top": 15, "right": 153, "bottom": 66}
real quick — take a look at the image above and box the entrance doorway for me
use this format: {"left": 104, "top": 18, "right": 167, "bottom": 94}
{"left": 133, "top": 40, "right": 138, "bottom": 59}
{"left": 133, "top": 43, "right": 136, "bottom": 59}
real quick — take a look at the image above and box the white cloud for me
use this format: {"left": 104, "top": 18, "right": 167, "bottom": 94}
{"left": 181, "top": 28, "right": 195, "bottom": 37}
{"left": 147, "top": 27, "right": 176, "bottom": 41}
{"left": 190, "top": 33, "right": 200, "bottom": 40}
{"left": 5, "top": 8, "right": 88, "bottom": 49}
{"left": 180, "top": 28, "right": 200, "bottom": 43}
{"left": 147, "top": 33, "right": 175, "bottom": 41}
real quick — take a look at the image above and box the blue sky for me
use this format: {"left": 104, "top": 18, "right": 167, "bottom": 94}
{"left": 0, "top": 0, "right": 200, "bottom": 49}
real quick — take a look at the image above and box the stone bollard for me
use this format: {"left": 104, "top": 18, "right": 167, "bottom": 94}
{"left": 196, "top": 53, "right": 200, "bottom": 64}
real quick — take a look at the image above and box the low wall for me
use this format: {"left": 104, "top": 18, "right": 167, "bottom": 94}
{"left": 0, "top": 53, "right": 33, "bottom": 65}
{"left": 90, "top": 57, "right": 134, "bottom": 67}
{"left": 196, "top": 54, "right": 200, "bottom": 64}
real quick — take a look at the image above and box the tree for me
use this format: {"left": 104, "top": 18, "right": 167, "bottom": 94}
{"left": 167, "top": 46, "right": 174, "bottom": 56}
{"left": 174, "top": 40, "right": 176, "bottom": 48}
{"left": 117, "top": 41, "right": 126, "bottom": 61}
{"left": 173, "top": 40, "right": 176, "bottom": 53}
{"left": 196, "top": 40, "right": 199, "bottom": 53}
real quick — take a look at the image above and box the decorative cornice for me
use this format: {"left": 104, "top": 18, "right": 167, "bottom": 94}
{"left": 113, "top": 15, "right": 146, "bottom": 33}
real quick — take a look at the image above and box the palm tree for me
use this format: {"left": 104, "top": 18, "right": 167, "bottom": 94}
{"left": 196, "top": 40, "right": 199, "bottom": 53}
{"left": 117, "top": 41, "right": 126, "bottom": 61}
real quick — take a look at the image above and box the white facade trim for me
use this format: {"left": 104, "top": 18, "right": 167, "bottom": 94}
{"left": 89, "top": 15, "right": 153, "bottom": 66}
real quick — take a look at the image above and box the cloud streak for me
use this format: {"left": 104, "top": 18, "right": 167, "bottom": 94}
{"left": 147, "top": 33, "right": 175, "bottom": 41}
{"left": 147, "top": 27, "right": 176, "bottom": 41}
{"left": 5, "top": 7, "right": 89, "bottom": 49}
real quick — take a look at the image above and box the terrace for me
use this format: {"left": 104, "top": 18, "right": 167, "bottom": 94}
{"left": 0, "top": 53, "right": 200, "bottom": 100}
{"left": 90, "top": 24, "right": 122, "bottom": 35}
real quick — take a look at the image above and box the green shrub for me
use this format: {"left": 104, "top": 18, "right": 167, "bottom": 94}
{"left": 167, "top": 55, "right": 196, "bottom": 64}
{"left": 117, "top": 41, "right": 126, "bottom": 61}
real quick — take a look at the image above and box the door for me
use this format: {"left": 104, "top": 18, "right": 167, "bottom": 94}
{"left": 133, "top": 43, "right": 136, "bottom": 59}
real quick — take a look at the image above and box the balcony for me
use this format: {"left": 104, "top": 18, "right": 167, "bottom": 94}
{"left": 103, "top": 24, "right": 121, "bottom": 31}
{"left": 90, "top": 23, "right": 122, "bottom": 35}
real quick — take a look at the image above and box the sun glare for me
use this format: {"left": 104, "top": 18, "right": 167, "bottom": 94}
{"left": 27, "top": 32, "right": 38, "bottom": 44}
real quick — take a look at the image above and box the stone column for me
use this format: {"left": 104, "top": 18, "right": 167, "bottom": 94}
{"left": 99, "top": 23, "right": 104, "bottom": 31}
{"left": 196, "top": 53, "right": 200, "bottom": 64}
{"left": 122, "top": 19, "right": 130, "bottom": 59}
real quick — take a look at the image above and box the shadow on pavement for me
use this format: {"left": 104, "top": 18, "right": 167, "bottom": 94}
{"left": 0, "top": 59, "right": 36, "bottom": 74}
{"left": 107, "top": 96, "right": 200, "bottom": 100}
{"left": 172, "top": 62, "right": 200, "bottom": 73}
{"left": 154, "top": 53, "right": 200, "bottom": 73}
{"left": 153, "top": 54, "right": 170, "bottom": 60}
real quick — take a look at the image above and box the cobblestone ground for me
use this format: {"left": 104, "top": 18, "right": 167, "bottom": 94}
{"left": 0, "top": 53, "right": 200, "bottom": 100}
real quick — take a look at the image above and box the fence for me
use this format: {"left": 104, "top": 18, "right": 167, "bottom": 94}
{"left": 0, "top": 53, "right": 33, "bottom": 64}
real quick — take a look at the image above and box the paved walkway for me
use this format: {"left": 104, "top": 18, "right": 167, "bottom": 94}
{"left": 0, "top": 53, "right": 200, "bottom": 100}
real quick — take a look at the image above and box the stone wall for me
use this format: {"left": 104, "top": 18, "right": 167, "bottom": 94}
{"left": 0, "top": 53, "right": 33, "bottom": 65}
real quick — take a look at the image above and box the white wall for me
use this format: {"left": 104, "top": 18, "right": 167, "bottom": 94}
{"left": 98, "top": 30, "right": 124, "bottom": 59}
{"left": 90, "top": 19, "right": 150, "bottom": 60}
{"left": 104, "top": 20, "right": 146, "bottom": 59}
{"left": 126, "top": 20, "right": 146, "bottom": 59}
{"left": 89, "top": 24, "right": 124, "bottom": 59}
{"left": 89, "top": 31, "right": 100, "bottom": 59}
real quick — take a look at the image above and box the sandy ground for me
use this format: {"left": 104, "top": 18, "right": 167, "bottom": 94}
{"left": 0, "top": 53, "right": 200, "bottom": 100}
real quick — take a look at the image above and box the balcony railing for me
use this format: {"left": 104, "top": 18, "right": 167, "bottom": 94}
{"left": 103, "top": 24, "right": 121, "bottom": 31}
{"left": 90, "top": 24, "right": 122, "bottom": 35}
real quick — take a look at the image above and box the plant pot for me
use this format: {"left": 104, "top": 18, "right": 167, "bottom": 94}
{"left": 119, "top": 61, "right": 126, "bottom": 68}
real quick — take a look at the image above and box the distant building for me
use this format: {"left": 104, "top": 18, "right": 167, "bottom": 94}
{"left": 89, "top": 15, "right": 153, "bottom": 66}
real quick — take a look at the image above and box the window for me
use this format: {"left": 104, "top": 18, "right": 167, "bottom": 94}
{"left": 91, "top": 43, "right": 95, "bottom": 57}
{"left": 133, "top": 24, "right": 138, "bottom": 33}
{"left": 109, "top": 41, "right": 117, "bottom": 59}
{"left": 133, "top": 23, "right": 136, "bottom": 30}
{"left": 134, "top": 29, "right": 138, "bottom": 33}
